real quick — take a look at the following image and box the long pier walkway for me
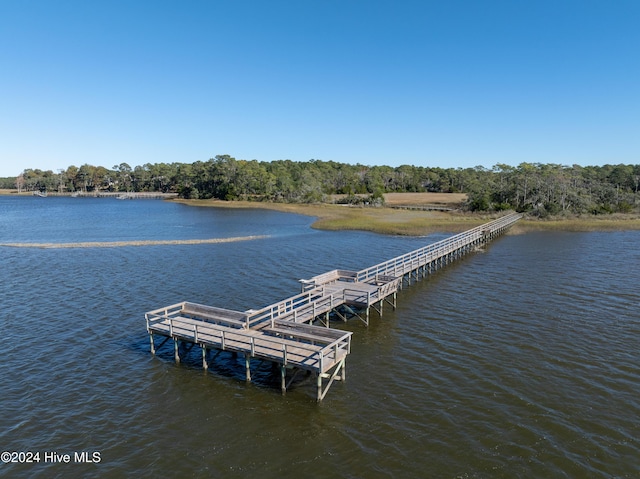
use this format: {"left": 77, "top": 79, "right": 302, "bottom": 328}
{"left": 146, "top": 212, "right": 521, "bottom": 400}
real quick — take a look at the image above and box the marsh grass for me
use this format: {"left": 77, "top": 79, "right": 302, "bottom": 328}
{"left": 177, "top": 198, "right": 640, "bottom": 235}
{"left": 515, "top": 215, "right": 640, "bottom": 233}
{"left": 176, "top": 199, "right": 510, "bottom": 235}
{"left": 311, "top": 208, "right": 489, "bottom": 235}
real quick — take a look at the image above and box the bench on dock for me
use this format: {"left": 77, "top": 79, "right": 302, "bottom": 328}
{"left": 262, "top": 319, "right": 350, "bottom": 346}
{"left": 299, "top": 269, "right": 358, "bottom": 291}
{"left": 145, "top": 301, "right": 249, "bottom": 331}
{"left": 181, "top": 302, "right": 249, "bottom": 329}
{"left": 151, "top": 314, "right": 246, "bottom": 342}
{"left": 369, "top": 274, "right": 398, "bottom": 286}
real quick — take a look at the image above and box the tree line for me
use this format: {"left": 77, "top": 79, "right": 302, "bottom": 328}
{"left": 4, "top": 155, "right": 639, "bottom": 216}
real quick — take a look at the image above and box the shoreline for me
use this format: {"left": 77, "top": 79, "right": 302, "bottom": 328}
{"left": 3, "top": 190, "right": 638, "bottom": 234}
{"left": 172, "top": 199, "right": 640, "bottom": 234}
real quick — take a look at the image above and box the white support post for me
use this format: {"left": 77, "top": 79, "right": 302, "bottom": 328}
{"left": 281, "top": 365, "right": 287, "bottom": 395}
{"left": 149, "top": 332, "right": 155, "bottom": 355}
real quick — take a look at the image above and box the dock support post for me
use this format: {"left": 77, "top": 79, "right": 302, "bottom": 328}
{"left": 202, "top": 346, "right": 208, "bottom": 370}
{"left": 317, "top": 373, "right": 322, "bottom": 402}
{"left": 149, "top": 333, "right": 155, "bottom": 355}
{"left": 281, "top": 365, "right": 287, "bottom": 395}
{"left": 174, "top": 339, "right": 180, "bottom": 363}
{"left": 245, "top": 354, "right": 251, "bottom": 382}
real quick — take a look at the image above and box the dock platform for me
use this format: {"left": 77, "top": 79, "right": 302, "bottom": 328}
{"left": 146, "top": 212, "right": 521, "bottom": 400}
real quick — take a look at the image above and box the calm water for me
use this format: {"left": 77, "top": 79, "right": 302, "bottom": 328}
{"left": 1, "top": 197, "right": 638, "bottom": 478}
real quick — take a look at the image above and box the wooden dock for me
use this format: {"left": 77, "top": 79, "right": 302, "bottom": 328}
{"left": 389, "top": 204, "right": 456, "bottom": 211}
{"left": 146, "top": 212, "right": 521, "bottom": 400}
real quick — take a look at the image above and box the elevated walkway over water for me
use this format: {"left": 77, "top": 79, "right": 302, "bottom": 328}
{"left": 146, "top": 212, "right": 521, "bottom": 400}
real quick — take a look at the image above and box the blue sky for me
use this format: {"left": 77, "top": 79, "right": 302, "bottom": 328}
{"left": 1, "top": 0, "right": 638, "bottom": 177}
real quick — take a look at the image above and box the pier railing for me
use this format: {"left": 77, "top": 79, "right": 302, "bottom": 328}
{"left": 246, "top": 288, "right": 331, "bottom": 328}
{"left": 356, "top": 212, "right": 521, "bottom": 282}
{"left": 145, "top": 302, "right": 185, "bottom": 330}
{"left": 146, "top": 302, "right": 351, "bottom": 374}
{"left": 145, "top": 301, "right": 251, "bottom": 329}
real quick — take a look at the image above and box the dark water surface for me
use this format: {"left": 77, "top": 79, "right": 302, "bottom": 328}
{"left": 1, "top": 197, "right": 638, "bottom": 478}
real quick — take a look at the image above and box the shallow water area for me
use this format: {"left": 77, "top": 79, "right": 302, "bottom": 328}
{"left": 1, "top": 197, "right": 638, "bottom": 478}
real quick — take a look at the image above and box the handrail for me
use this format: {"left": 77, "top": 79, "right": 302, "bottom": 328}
{"left": 145, "top": 302, "right": 185, "bottom": 318}
{"left": 246, "top": 286, "right": 329, "bottom": 327}
{"left": 149, "top": 314, "right": 350, "bottom": 359}
{"left": 356, "top": 213, "right": 521, "bottom": 281}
